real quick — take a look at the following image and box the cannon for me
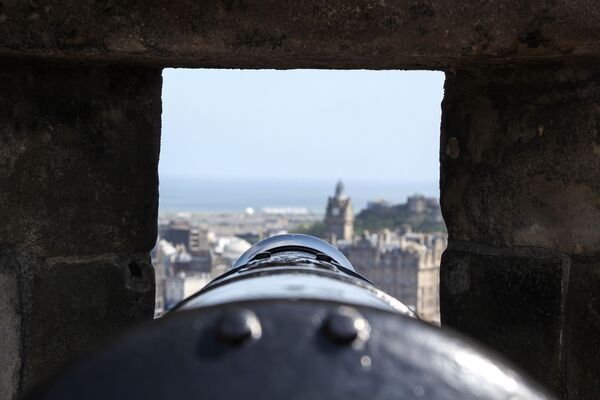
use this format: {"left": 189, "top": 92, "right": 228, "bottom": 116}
{"left": 32, "top": 234, "right": 554, "bottom": 400}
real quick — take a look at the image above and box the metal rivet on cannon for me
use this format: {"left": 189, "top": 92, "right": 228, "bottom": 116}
{"left": 218, "top": 309, "right": 262, "bottom": 345}
{"left": 325, "top": 306, "right": 371, "bottom": 344}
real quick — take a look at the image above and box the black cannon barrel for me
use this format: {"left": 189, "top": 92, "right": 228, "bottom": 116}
{"left": 31, "top": 234, "right": 554, "bottom": 400}
{"left": 174, "top": 234, "right": 415, "bottom": 316}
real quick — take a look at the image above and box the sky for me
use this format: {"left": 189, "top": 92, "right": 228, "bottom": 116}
{"left": 160, "top": 69, "right": 444, "bottom": 183}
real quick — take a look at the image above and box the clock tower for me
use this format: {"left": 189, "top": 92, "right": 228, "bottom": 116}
{"left": 324, "top": 180, "right": 354, "bottom": 244}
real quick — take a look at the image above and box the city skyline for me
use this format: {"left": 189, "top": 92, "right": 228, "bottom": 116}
{"left": 154, "top": 180, "right": 445, "bottom": 323}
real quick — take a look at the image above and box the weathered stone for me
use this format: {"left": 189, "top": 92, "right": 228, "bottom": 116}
{"left": 564, "top": 257, "right": 600, "bottom": 399}
{"left": 0, "top": 61, "right": 161, "bottom": 398}
{"left": 440, "top": 246, "right": 566, "bottom": 396}
{"left": 0, "top": 263, "right": 21, "bottom": 400}
{"left": 0, "top": 61, "right": 161, "bottom": 257}
{"left": 0, "top": 1, "right": 598, "bottom": 68}
{"left": 441, "top": 67, "right": 600, "bottom": 254}
{"left": 0, "top": 247, "right": 155, "bottom": 398}
{"left": 21, "top": 254, "right": 155, "bottom": 391}
{"left": 440, "top": 66, "right": 600, "bottom": 400}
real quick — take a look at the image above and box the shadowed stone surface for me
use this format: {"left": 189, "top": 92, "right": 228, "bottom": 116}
{"left": 0, "top": 61, "right": 161, "bottom": 398}
{"left": 441, "top": 67, "right": 600, "bottom": 254}
{"left": 0, "top": 1, "right": 598, "bottom": 68}
{"left": 564, "top": 257, "right": 600, "bottom": 399}
{"left": 22, "top": 254, "right": 155, "bottom": 391}
{"left": 0, "top": 62, "right": 161, "bottom": 258}
{"left": 0, "top": 263, "right": 20, "bottom": 400}
{"left": 440, "top": 246, "right": 566, "bottom": 396}
{"left": 440, "top": 67, "right": 600, "bottom": 399}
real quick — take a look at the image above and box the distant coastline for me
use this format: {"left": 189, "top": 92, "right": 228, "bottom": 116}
{"left": 158, "top": 177, "right": 439, "bottom": 213}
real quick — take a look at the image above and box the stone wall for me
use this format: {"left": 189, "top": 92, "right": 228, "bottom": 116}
{"left": 0, "top": 1, "right": 598, "bottom": 68}
{"left": 0, "top": 61, "right": 161, "bottom": 398}
{"left": 440, "top": 67, "right": 600, "bottom": 398}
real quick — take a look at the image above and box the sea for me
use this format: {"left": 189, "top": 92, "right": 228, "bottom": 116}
{"left": 159, "top": 177, "right": 439, "bottom": 213}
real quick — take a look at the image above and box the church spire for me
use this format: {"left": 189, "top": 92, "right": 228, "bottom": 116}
{"left": 335, "top": 180, "right": 345, "bottom": 198}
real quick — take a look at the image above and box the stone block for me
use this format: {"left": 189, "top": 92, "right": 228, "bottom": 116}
{"left": 564, "top": 257, "right": 600, "bottom": 400}
{"left": 0, "top": 61, "right": 162, "bottom": 257}
{"left": 441, "top": 68, "right": 600, "bottom": 254}
{"left": 0, "top": 248, "right": 155, "bottom": 395}
{"left": 440, "top": 246, "right": 566, "bottom": 395}
{"left": 0, "top": 259, "right": 21, "bottom": 400}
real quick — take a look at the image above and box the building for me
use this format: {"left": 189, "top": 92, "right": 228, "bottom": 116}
{"left": 213, "top": 236, "right": 252, "bottom": 267}
{"left": 324, "top": 180, "right": 354, "bottom": 243}
{"left": 189, "top": 227, "right": 212, "bottom": 253}
{"left": 406, "top": 194, "right": 428, "bottom": 213}
{"left": 339, "top": 228, "right": 446, "bottom": 324}
{"left": 322, "top": 184, "right": 446, "bottom": 323}
{"left": 164, "top": 273, "right": 212, "bottom": 310}
{"left": 153, "top": 239, "right": 215, "bottom": 314}
{"left": 152, "top": 239, "right": 177, "bottom": 316}
{"left": 162, "top": 221, "right": 192, "bottom": 247}
{"left": 153, "top": 220, "right": 254, "bottom": 314}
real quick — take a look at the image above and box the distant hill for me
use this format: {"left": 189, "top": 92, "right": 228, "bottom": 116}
{"left": 294, "top": 195, "right": 446, "bottom": 237}
{"left": 355, "top": 196, "right": 446, "bottom": 234}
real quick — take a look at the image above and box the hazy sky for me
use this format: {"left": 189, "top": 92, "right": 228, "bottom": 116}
{"left": 160, "top": 69, "right": 444, "bottom": 182}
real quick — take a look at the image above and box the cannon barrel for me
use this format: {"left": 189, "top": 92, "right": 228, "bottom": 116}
{"left": 32, "top": 234, "right": 554, "bottom": 400}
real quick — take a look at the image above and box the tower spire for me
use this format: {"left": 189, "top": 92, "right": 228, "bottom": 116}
{"left": 335, "top": 180, "right": 344, "bottom": 198}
